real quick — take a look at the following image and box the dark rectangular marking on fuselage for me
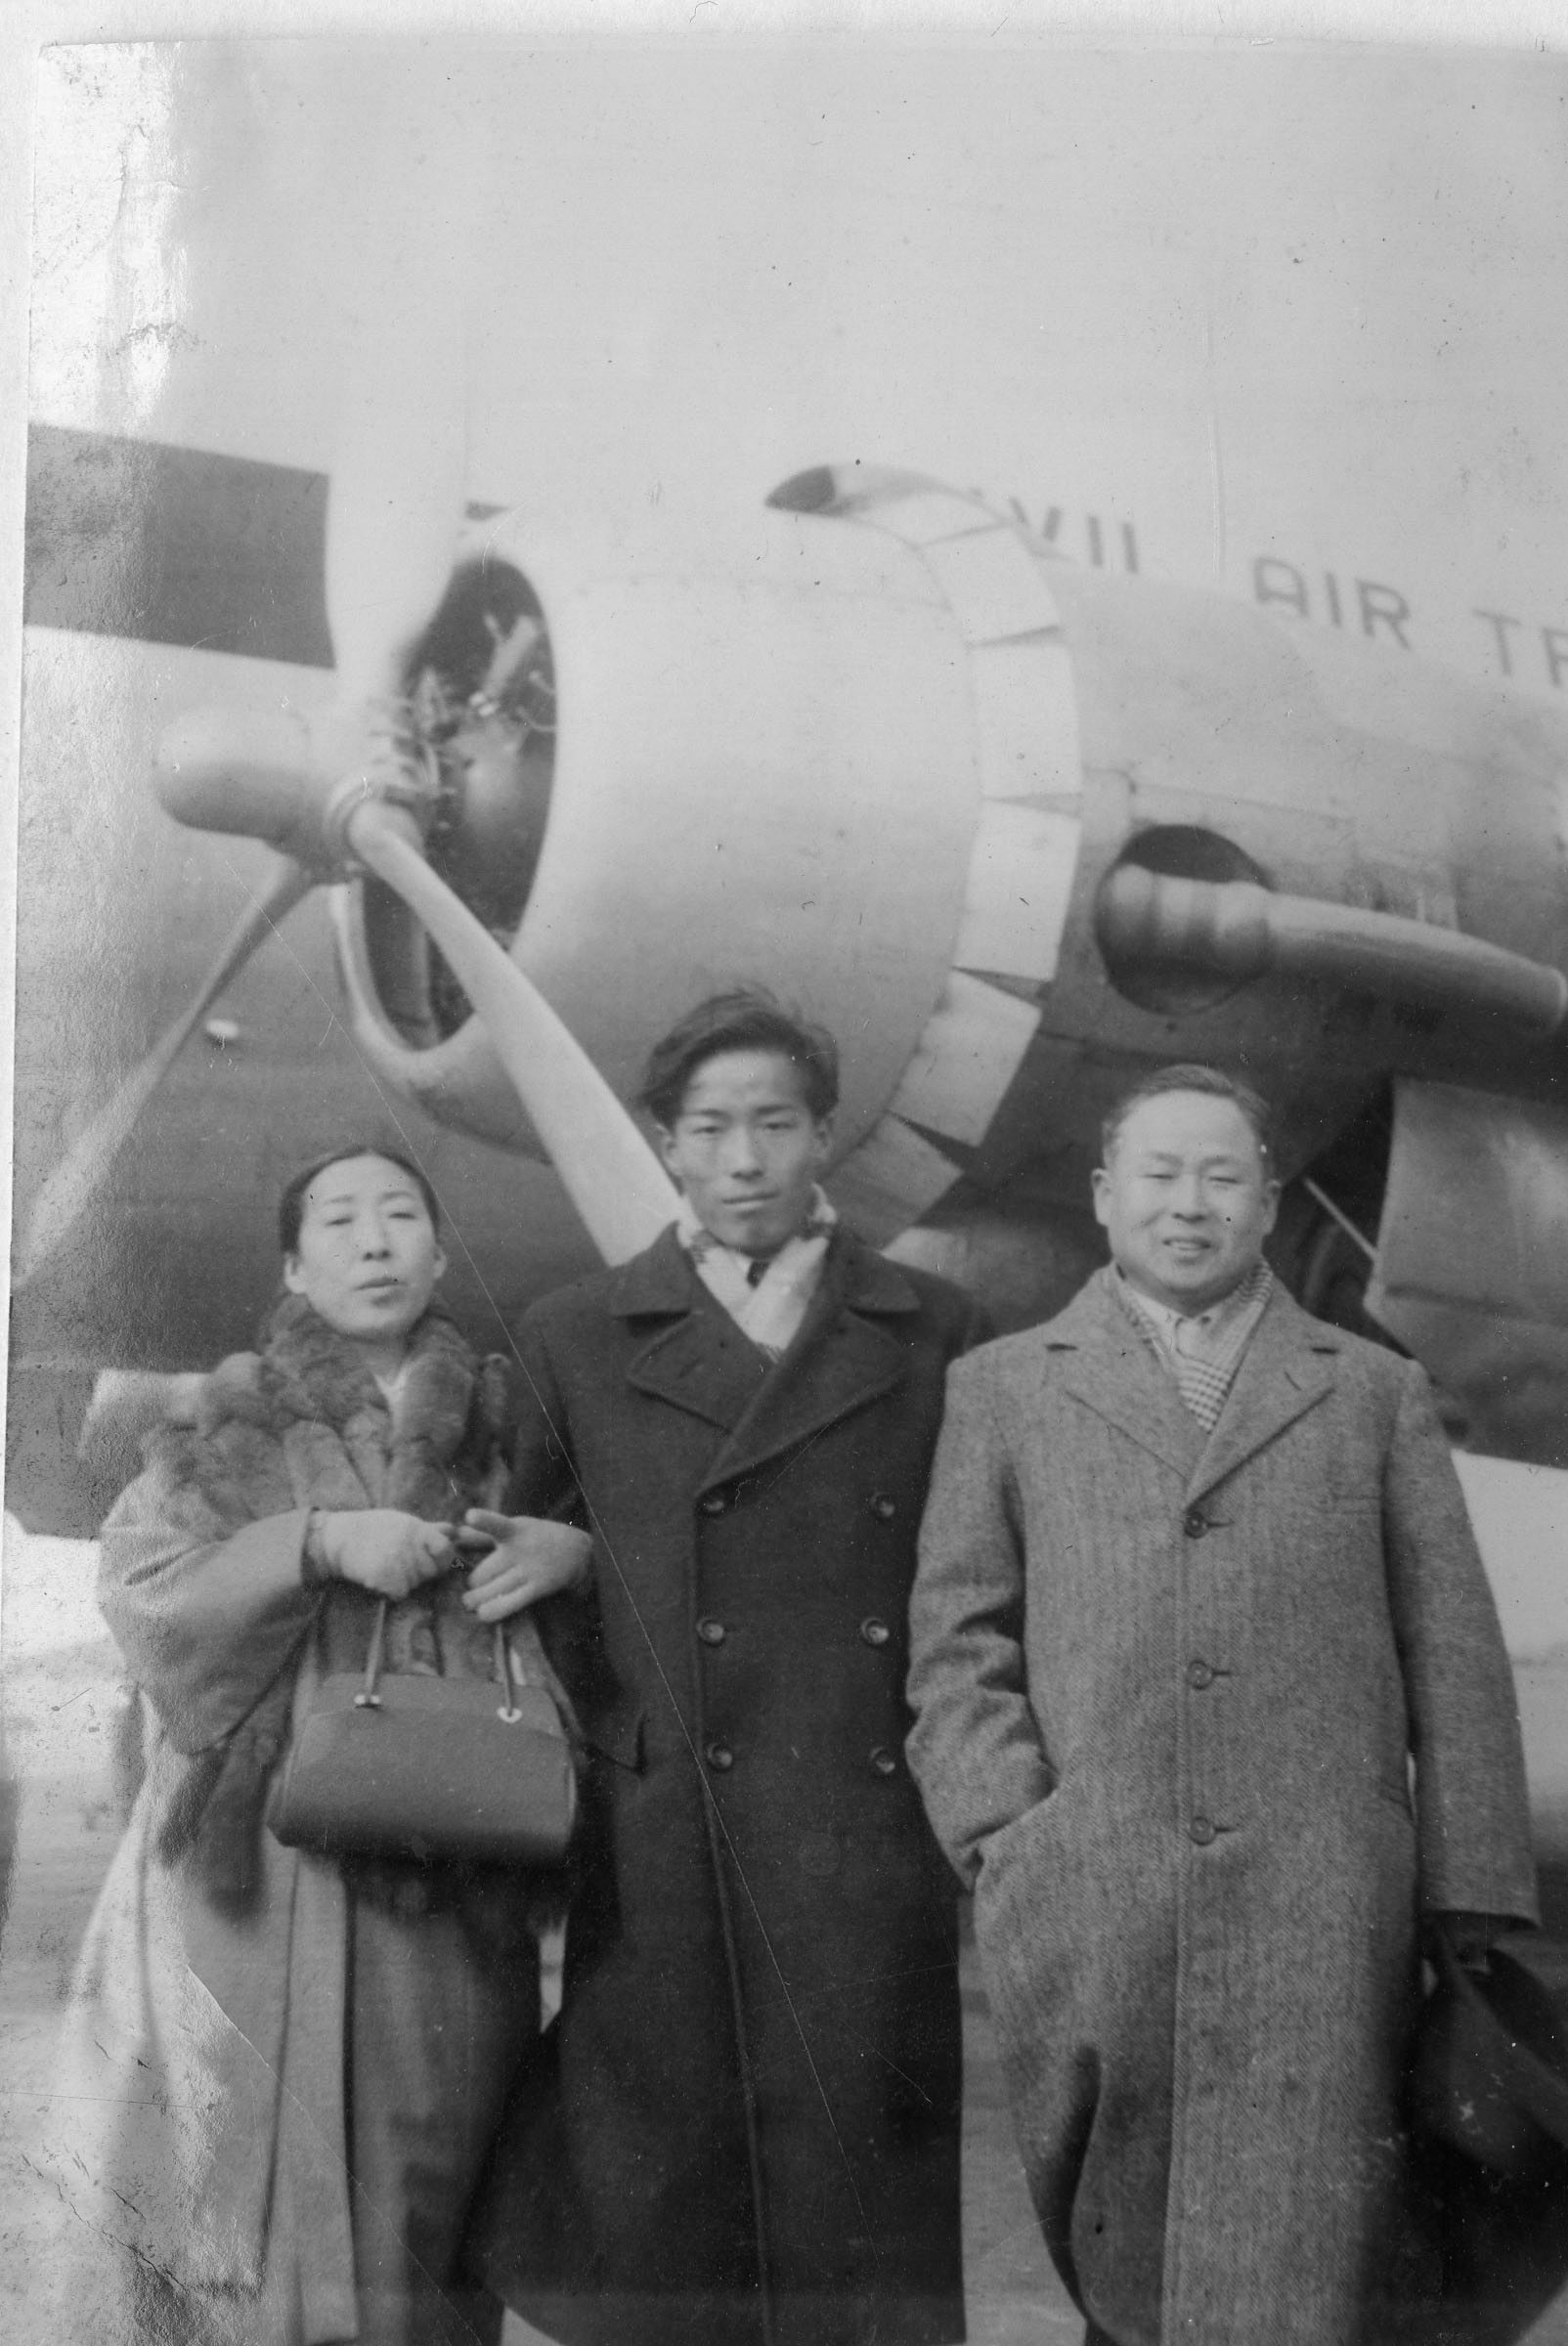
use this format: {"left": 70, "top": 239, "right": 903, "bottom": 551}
{"left": 24, "top": 422, "right": 337, "bottom": 668}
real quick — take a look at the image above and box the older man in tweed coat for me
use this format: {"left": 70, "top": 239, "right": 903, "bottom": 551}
{"left": 906, "top": 1064, "right": 1538, "bottom": 2346}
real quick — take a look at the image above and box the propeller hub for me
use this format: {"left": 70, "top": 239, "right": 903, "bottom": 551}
{"left": 153, "top": 704, "right": 438, "bottom": 878}
{"left": 352, "top": 556, "right": 558, "bottom": 1046}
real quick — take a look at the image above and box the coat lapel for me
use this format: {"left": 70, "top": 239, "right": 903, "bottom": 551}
{"left": 613, "top": 1226, "right": 925, "bottom": 1483}
{"left": 1187, "top": 1286, "right": 1339, "bottom": 1501}
{"left": 700, "top": 1234, "right": 921, "bottom": 1494}
{"left": 1049, "top": 1276, "right": 1207, "bottom": 1481}
{"left": 617, "top": 1228, "right": 771, "bottom": 1435}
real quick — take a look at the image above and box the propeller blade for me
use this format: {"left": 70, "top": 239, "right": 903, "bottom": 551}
{"left": 345, "top": 803, "right": 677, "bottom": 1264}
{"left": 154, "top": 702, "right": 330, "bottom": 866}
{"left": 324, "top": 333, "right": 470, "bottom": 707}
{"left": 15, "top": 858, "right": 314, "bottom": 1289}
{"left": 320, "top": 62, "right": 482, "bottom": 709}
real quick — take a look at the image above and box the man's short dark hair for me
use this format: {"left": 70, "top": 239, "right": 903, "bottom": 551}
{"left": 1100, "top": 1064, "right": 1275, "bottom": 1168}
{"left": 278, "top": 1143, "right": 443, "bottom": 1255}
{"left": 637, "top": 989, "right": 841, "bottom": 1128}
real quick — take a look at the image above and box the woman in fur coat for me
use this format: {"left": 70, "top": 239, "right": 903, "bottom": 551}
{"left": 48, "top": 1145, "right": 587, "bottom": 2346}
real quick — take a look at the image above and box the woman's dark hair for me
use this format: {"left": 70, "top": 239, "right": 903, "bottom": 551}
{"left": 1100, "top": 1063, "right": 1275, "bottom": 1167}
{"left": 278, "top": 1144, "right": 443, "bottom": 1255}
{"left": 636, "top": 988, "right": 840, "bottom": 1128}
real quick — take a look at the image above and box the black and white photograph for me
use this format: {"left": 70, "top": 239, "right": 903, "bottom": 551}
{"left": 4, "top": 7, "right": 1568, "bottom": 2343}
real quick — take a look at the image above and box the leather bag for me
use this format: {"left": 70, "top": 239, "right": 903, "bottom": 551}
{"left": 1401, "top": 1930, "right": 1568, "bottom": 2346}
{"left": 268, "top": 1600, "right": 578, "bottom": 1866}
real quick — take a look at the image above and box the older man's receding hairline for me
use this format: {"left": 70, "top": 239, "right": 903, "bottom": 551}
{"left": 1100, "top": 1064, "right": 1275, "bottom": 1168}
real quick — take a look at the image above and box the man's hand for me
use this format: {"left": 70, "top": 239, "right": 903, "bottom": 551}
{"left": 458, "top": 1511, "right": 593, "bottom": 1623}
{"left": 310, "top": 1509, "right": 456, "bottom": 1601}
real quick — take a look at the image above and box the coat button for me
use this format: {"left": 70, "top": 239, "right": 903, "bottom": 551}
{"left": 1189, "top": 1814, "right": 1216, "bottom": 1846}
{"left": 1187, "top": 1659, "right": 1213, "bottom": 1689}
{"left": 695, "top": 1616, "right": 727, "bottom": 1646}
{"left": 705, "top": 1740, "right": 734, "bottom": 1772}
{"left": 859, "top": 1616, "right": 892, "bottom": 1648}
{"left": 868, "top": 1745, "right": 899, "bottom": 1778}
{"left": 1183, "top": 1506, "right": 1208, "bottom": 1539}
{"left": 870, "top": 1494, "right": 897, "bottom": 1521}
{"left": 699, "top": 1493, "right": 727, "bottom": 1516}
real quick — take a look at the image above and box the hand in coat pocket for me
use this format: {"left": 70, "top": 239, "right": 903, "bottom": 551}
{"left": 977, "top": 1785, "right": 1060, "bottom": 1890}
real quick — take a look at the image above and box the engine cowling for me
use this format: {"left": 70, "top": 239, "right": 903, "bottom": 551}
{"left": 330, "top": 471, "right": 1089, "bottom": 1239}
{"left": 330, "top": 458, "right": 1568, "bottom": 1266}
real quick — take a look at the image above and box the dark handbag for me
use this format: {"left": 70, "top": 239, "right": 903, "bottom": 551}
{"left": 267, "top": 1600, "right": 578, "bottom": 1866}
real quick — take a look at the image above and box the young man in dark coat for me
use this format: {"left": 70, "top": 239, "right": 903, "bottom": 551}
{"left": 470, "top": 991, "right": 987, "bottom": 2346}
{"left": 905, "top": 1064, "right": 1539, "bottom": 2346}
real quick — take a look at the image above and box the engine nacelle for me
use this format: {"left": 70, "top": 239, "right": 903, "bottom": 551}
{"left": 331, "top": 473, "right": 1089, "bottom": 1238}
{"left": 331, "top": 461, "right": 1568, "bottom": 1252}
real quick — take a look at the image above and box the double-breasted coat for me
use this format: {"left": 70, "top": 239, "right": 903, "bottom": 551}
{"left": 905, "top": 1273, "right": 1538, "bottom": 2346}
{"left": 477, "top": 1224, "right": 985, "bottom": 2346}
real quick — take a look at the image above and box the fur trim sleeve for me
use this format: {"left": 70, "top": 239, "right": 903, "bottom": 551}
{"left": 100, "top": 1453, "right": 319, "bottom": 1754}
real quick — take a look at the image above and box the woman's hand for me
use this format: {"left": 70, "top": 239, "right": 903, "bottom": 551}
{"left": 309, "top": 1509, "right": 456, "bottom": 1601}
{"left": 457, "top": 1511, "right": 593, "bottom": 1623}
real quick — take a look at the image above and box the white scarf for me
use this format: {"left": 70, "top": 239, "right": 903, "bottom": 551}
{"left": 675, "top": 1188, "right": 838, "bottom": 1361}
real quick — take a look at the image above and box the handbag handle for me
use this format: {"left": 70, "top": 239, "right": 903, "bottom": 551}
{"left": 350, "top": 1594, "right": 525, "bottom": 1726}
{"left": 495, "top": 1624, "right": 523, "bottom": 1723}
{"left": 354, "top": 1599, "right": 390, "bottom": 1709}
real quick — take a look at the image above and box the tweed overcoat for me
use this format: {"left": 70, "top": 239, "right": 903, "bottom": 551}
{"left": 906, "top": 1273, "right": 1539, "bottom": 2346}
{"left": 478, "top": 1224, "right": 985, "bottom": 2346}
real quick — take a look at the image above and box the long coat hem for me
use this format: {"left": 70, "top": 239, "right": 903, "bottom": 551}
{"left": 44, "top": 1304, "right": 549, "bottom": 2346}
{"left": 906, "top": 1274, "right": 1538, "bottom": 2346}
{"left": 474, "top": 1225, "right": 982, "bottom": 2346}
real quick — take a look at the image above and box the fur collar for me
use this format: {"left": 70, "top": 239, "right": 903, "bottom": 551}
{"left": 256, "top": 1293, "right": 476, "bottom": 1455}
{"left": 188, "top": 1296, "right": 500, "bottom": 1521}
